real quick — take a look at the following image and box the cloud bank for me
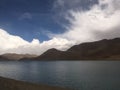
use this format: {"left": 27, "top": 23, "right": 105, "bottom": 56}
{"left": 0, "top": 29, "right": 73, "bottom": 55}
{"left": 53, "top": 0, "right": 120, "bottom": 44}
{"left": 1, "top": 0, "right": 120, "bottom": 55}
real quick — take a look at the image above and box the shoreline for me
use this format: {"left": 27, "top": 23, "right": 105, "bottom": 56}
{"left": 0, "top": 76, "right": 69, "bottom": 90}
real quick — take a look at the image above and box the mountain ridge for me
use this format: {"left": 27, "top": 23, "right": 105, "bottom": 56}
{"left": 35, "top": 38, "right": 120, "bottom": 60}
{"left": 1, "top": 38, "right": 120, "bottom": 60}
{"left": 0, "top": 53, "right": 37, "bottom": 61}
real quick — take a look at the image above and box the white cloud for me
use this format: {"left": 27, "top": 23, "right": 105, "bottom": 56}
{"left": 52, "top": 0, "right": 120, "bottom": 44}
{"left": 0, "top": 29, "right": 29, "bottom": 49}
{"left": 0, "top": 29, "right": 73, "bottom": 55}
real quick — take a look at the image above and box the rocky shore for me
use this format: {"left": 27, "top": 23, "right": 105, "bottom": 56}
{"left": 0, "top": 76, "right": 69, "bottom": 90}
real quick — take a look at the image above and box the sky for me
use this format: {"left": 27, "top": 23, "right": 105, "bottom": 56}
{"left": 0, "top": 0, "right": 120, "bottom": 55}
{"left": 0, "top": 0, "right": 98, "bottom": 42}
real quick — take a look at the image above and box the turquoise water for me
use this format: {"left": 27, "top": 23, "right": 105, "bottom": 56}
{"left": 0, "top": 61, "right": 119, "bottom": 90}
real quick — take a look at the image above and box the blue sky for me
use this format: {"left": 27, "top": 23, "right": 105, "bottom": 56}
{"left": 0, "top": 0, "right": 98, "bottom": 42}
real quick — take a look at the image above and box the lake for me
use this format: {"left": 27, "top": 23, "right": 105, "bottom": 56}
{"left": 0, "top": 61, "right": 119, "bottom": 90}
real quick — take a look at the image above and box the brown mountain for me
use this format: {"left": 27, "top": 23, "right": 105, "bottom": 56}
{"left": 0, "top": 53, "right": 37, "bottom": 60}
{"left": 35, "top": 38, "right": 120, "bottom": 60}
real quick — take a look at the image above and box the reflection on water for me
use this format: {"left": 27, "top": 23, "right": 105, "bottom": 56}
{"left": 0, "top": 61, "right": 120, "bottom": 90}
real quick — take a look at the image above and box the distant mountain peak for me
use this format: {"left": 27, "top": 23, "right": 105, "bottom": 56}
{"left": 1, "top": 38, "right": 120, "bottom": 61}
{"left": 0, "top": 53, "right": 38, "bottom": 60}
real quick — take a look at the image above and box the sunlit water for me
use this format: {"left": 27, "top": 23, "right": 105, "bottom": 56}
{"left": 0, "top": 61, "right": 119, "bottom": 90}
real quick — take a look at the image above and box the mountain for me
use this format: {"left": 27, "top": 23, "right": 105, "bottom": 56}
{"left": 0, "top": 53, "right": 37, "bottom": 60}
{"left": 35, "top": 38, "right": 120, "bottom": 60}
{"left": 1, "top": 38, "right": 120, "bottom": 61}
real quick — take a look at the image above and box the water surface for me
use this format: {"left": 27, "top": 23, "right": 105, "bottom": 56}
{"left": 0, "top": 61, "right": 119, "bottom": 90}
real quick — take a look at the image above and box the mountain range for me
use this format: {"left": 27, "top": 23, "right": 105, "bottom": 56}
{"left": 1, "top": 38, "right": 120, "bottom": 60}
{"left": 0, "top": 53, "right": 37, "bottom": 61}
{"left": 35, "top": 38, "right": 120, "bottom": 60}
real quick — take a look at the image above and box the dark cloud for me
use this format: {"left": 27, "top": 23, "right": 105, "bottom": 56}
{"left": 93, "top": 26, "right": 120, "bottom": 40}
{"left": 53, "top": 0, "right": 98, "bottom": 12}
